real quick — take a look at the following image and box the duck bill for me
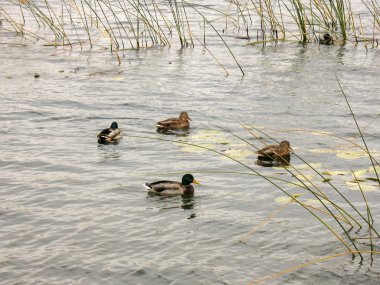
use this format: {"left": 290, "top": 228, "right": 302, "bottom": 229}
{"left": 192, "top": 179, "right": 200, "bottom": 185}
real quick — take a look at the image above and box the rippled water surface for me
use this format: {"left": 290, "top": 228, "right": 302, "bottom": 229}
{"left": 1, "top": 2, "right": 380, "bottom": 285}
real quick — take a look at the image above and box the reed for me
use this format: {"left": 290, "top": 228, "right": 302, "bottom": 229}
{"left": 1, "top": 0, "right": 379, "bottom": 74}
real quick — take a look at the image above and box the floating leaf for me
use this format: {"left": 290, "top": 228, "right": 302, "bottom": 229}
{"left": 275, "top": 196, "right": 293, "bottom": 204}
{"left": 221, "top": 148, "right": 254, "bottom": 160}
{"left": 309, "top": 148, "right": 336, "bottom": 154}
{"left": 322, "top": 178, "right": 332, "bottom": 183}
{"left": 305, "top": 198, "right": 331, "bottom": 206}
{"left": 188, "top": 130, "right": 231, "bottom": 144}
{"left": 336, "top": 150, "right": 367, "bottom": 160}
{"left": 179, "top": 143, "right": 215, "bottom": 153}
{"left": 349, "top": 179, "right": 366, "bottom": 183}
{"left": 275, "top": 194, "right": 302, "bottom": 204}
{"left": 289, "top": 181, "right": 313, "bottom": 189}
{"left": 352, "top": 169, "right": 369, "bottom": 178}
{"left": 292, "top": 163, "right": 323, "bottom": 170}
{"left": 294, "top": 174, "right": 314, "bottom": 181}
{"left": 322, "top": 170, "right": 350, "bottom": 176}
{"left": 366, "top": 177, "right": 380, "bottom": 182}
{"left": 346, "top": 182, "right": 377, "bottom": 192}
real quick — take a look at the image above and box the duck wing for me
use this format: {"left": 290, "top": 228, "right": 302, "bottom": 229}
{"left": 98, "top": 128, "right": 112, "bottom": 137}
{"left": 156, "top": 118, "right": 179, "bottom": 128}
{"left": 257, "top": 144, "right": 278, "bottom": 156}
{"left": 97, "top": 128, "right": 121, "bottom": 140}
{"left": 107, "top": 128, "right": 121, "bottom": 139}
{"left": 145, "top": 180, "right": 183, "bottom": 193}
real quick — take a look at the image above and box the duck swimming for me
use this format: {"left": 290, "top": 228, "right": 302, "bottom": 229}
{"left": 144, "top": 174, "right": 200, "bottom": 195}
{"left": 319, "top": 33, "right": 334, "bottom": 45}
{"left": 256, "top": 140, "right": 292, "bottom": 167}
{"left": 156, "top": 111, "right": 191, "bottom": 131}
{"left": 97, "top": 122, "right": 121, "bottom": 144}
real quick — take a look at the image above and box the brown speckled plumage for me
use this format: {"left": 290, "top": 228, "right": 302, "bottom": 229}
{"left": 256, "top": 140, "right": 291, "bottom": 166}
{"left": 156, "top": 111, "right": 191, "bottom": 130}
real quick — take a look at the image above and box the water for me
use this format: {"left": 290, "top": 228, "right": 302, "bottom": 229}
{"left": 1, "top": 2, "right": 380, "bottom": 285}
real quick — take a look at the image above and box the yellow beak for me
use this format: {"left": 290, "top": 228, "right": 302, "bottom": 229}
{"left": 192, "top": 179, "right": 201, "bottom": 185}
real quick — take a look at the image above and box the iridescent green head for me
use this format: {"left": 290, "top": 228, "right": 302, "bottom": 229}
{"left": 182, "top": 174, "right": 200, "bottom": 186}
{"left": 110, "top": 122, "right": 119, "bottom": 129}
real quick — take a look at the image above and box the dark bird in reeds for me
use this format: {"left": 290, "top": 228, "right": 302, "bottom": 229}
{"left": 256, "top": 140, "right": 292, "bottom": 167}
{"left": 97, "top": 122, "right": 121, "bottom": 144}
{"left": 144, "top": 174, "right": 200, "bottom": 195}
{"left": 319, "top": 33, "right": 334, "bottom": 45}
{"left": 156, "top": 111, "right": 191, "bottom": 131}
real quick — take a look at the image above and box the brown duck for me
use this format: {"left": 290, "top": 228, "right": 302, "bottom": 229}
{"left": 256, "top": 140, "right": 292, "bottom": 166}
{"left": 156, "top": 111, "right": 191, "bottom": 130}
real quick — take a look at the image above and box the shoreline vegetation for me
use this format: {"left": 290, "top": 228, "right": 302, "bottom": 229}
{"left": 0, "top": 0, "right": 379, "bottom": 73}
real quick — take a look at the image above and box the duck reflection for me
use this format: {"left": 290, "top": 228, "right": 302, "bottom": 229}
{"left": 147, "top": 193, "right": 197, "bottom": 218}
{"left": 97, "top": 144, "right": 121, "bottom": 159}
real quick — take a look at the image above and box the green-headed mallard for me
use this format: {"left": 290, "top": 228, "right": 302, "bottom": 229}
{"left": 156, "top": 111, "right": 191, "bottom": 130}
{"left": 256, "top": 140, "right": 292, "bottom": 166}
{"left": 144, "top": 174, "right": 200, "bottom": 195}
{"left": 97, "top": 122, "right": 121, "bottom": 144}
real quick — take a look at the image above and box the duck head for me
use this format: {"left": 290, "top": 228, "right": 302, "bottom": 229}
{"left": 179, "top": 111, "right": 191, "bottom": 122}
{"left": 182, "top": 174, "right": 200, "bottom": 186}
{"left": 110, "top": 122, "right": 119, "bottom": 129}
{"left": 279, "top": 140, "right": 292, "bottom": 151}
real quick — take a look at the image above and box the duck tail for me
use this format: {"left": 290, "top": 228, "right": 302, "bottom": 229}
{"left": 143, "top": 183, "right": 152, "bottom": 190}
{"left": 97, "top": 136, "right": 109, "bottom": 144}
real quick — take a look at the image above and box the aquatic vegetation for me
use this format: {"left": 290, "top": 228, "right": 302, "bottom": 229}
{"left": 0, "top": 0, "right": 379, "bottom": 74}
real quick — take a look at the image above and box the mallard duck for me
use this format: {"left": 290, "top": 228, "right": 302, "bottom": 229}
{"left": 156, "top": 111, "right": 191, "bottom": 130}
{"left": 319, "top": 33, "right": 334, "bottom": 45}
{"left": 256, "top": 140, "right": 292, "bottom": 166}
{"left": 144, "top": 174, "right": 200, "bottom": 195}
{"left": 97, "top": 122, "right": 121, "bottom": 144}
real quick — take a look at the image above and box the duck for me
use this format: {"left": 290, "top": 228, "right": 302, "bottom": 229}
{"left": 319, "top": 33, "right": 334, "bottom": 45}
{"left": 144, "top": 174, "right": 200, "bottom": 195}
{"left": 97, "top": 122, "right": 121, "bottom": 144}
{"left": 256, "top": 140, "right": 292, "bottom": 166}
{"left": 156, "top": 111, "right": 191, "bottom": 130}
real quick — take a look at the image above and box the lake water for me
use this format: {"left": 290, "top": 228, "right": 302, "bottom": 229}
{"left": 1, "top": 1, "right": 380, "bottom": 284}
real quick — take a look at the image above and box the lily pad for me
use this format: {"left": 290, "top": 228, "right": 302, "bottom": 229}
{"left": 336, "top": 150, "right": 368, "bottom": 160}
{"left": 221, "top": 148, "right": 254, "bottom": 160}
{"left": 294, "top": 174, "right": 314, "bottom": 181}
{"left": 305, "top": 198, "right": 331, "bottom": 206}
{"left": 309, "top": 148, "right": 337, "bottom": 154}
{"left": 292, "top": 163, "right": 323, "bottom": 170}
{"left": 322, "top": 170, "right": 350, "bottom": 176}
{"left": 275, "top": 194, "right": 302, "bottom": 204}
{"left": 346, "top": 181, "right": 377, "bottom": 192}
{"left": 179, "top": 143, "right": 215, "bottom": 153}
